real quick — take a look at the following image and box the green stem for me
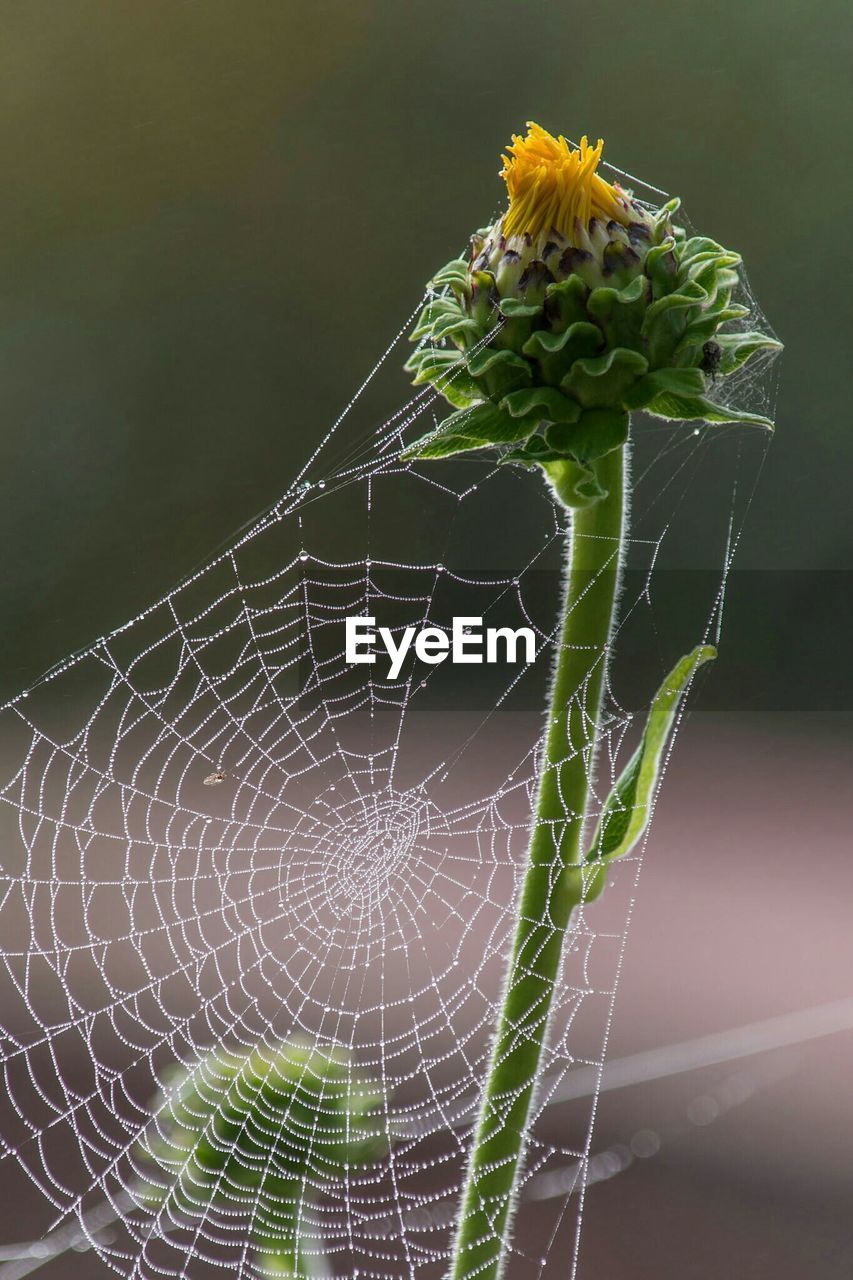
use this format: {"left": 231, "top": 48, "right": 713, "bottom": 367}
{"left": 449, "top": 445, "right": 626, "bottom": 1280}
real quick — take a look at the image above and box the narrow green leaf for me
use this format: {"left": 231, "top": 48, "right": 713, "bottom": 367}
{"left": 634, "top": 388, "right": 775, "bottom": 429}
{"left": 403, "top": 431, "right": 486, "bottom": 460}
{"left": 582, "top": 645, "right": 717, "bottom": 896}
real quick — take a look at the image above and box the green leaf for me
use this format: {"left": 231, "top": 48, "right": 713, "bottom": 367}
{"left": 633, "top": 387, "right": 775, "bottom": 429}
{"left": 623, "top": 366, "right": 706, "bottom": 410}
{"left": 582, "top": 645, "right": 716, "bottom": 899}
{"left": 562, "top": 346, "right": 648, "bottom": 408}
{"left": 403, "top": 430, "right": 486, "bottom": 460}
{"left": 402, "top": 402, "right": 535, "bottom": 460}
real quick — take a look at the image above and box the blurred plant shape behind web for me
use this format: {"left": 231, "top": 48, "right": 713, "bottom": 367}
{"left": 403, "top": 123, "right": 781, "bottom": 1280}
{"left": 140, "top": 1038, "right": 386, "bottom": 1278}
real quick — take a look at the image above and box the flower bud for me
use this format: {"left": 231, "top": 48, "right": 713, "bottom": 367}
{"left": 404, "top": 123, "right": 780, "bottom": 501}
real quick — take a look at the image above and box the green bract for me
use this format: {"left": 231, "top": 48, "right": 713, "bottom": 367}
{"left": 404, "top": 198, "right": 780, "bottom": 503}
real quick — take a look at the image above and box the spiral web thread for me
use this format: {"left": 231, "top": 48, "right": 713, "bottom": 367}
{"left": 0, "top": 162, "right": 779, "bottom": 1280}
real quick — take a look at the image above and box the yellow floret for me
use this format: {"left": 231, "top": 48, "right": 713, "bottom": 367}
{"left": 500, "top": 122, "right": 629, "bottom": 241}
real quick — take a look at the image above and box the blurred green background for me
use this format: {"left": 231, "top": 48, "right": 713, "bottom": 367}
{"left": 1, "top": 0, "right": 851, "bottom": 705}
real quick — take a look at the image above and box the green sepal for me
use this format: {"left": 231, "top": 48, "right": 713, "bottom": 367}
{"left": 645, "top": 238, "right": 678, "bottom": 298}
{"left": 622, "top": 366, "right": 707, "bottom": 410}
{"left": 469, "top": 270, "right": 500, "bottom": 328}
{"left": 562, "top": 346, "right": 649, "bottom": 408}
{"left": 467, "top": 347, "right": 534, "bottom": 397}
{"left": 714, "top": 331, "right": 784, "bottom": 375}
{"left": 428, "top": 257, "right": 470, "bottom": 295}
{"left": 675, "top": 235, "right": 727, "bottom": 265}
{"left": 522, "top": 321, "right": 603, "bottom": 386}
{"left": 689, "top": 265, "right": 740, "bottom": 308}
{"left": 586, "top": 275, "right": 649, "bottom": 352}
{"left": 653, "top": 197, "right": 682, "bottom": 230}
{"left": 433, "top": 313, "right": 483, "bottom": 345}
{"left": 629, "top": 383, "right": 775, "bottom": 429}
{"left": 674, "top": 304, "right": 750, "bottom": 352}
{"left": 582, "top": 645, "right": 717, "bottom": 901}
{"left": 685, "top": 255, "right": 741, "bottom": 289}
{"left": 499, "top": 297, "right": 544, "bottom": 320}
{"left": 405, "top": 349, "right": 481, "bottom": 408}
{"left": 501, "top": 386, "right": 581, "bottom": 424}
{"left": 642, "top": 280, "right": 707, "bottom": 365}
{"left": 402, "top": 402, "right": 536, "bottom": 460}
{"left": 643, "top": 281, "right": 707, "bottom": 327}
{"left": 543, "top": 274, "right": 590, "bottom": 330}
{"left": 410, "top": 298, "right": 460, "bottom": 339}
{"left": 544, "top": 407, "right": 629, "bottom": 463}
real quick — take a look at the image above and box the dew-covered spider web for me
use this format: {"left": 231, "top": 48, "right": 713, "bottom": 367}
{"left": 0, "top": 157, "right": 779, "bottom": 1280}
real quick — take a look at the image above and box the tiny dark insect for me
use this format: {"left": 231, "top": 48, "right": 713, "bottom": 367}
{"left": 203, "top": 770, "right": 227, "bottom": 787}
{"left": 701, "top": 340, "right": 722, "bottom": 381}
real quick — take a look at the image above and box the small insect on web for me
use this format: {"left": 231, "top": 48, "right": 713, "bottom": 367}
{"left": 0, "top": 151, "right": 779, "bottom": 1280}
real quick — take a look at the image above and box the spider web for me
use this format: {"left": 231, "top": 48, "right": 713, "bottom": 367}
{"left": 0, "top": 160, "right": 779, "bottom": 1280}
